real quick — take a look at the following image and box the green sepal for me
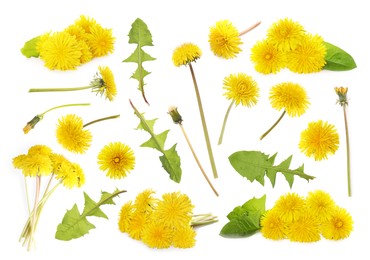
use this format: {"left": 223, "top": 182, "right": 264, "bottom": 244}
{"left": 21, "top": 36, "right": 40, "bottom": 58}
{"left": 323, "top": 41, "right": 357, "bottom": 71}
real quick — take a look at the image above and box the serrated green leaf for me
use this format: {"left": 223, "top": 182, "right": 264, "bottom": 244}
{"left": 82, "top": 192, "right": 108, "bottom": 219}
{"left": 141, "top": 130, "right": 169, "bottom": 152}
{"left": 136, "top": 115, "right": 157, "bottom": 132}
{"left": 21, "top": 36, "right": 40, "bottom": 58}
{"left": 323, "top": 42, "right": 356, "bottom": 71}
{"left": 123, "top": 18, "right": 155, "bottom": 105}
{"left": 229, "top": 151, "right": 314, "bottom": 187}
{"left": 160, "top": 144, "right": 182, "bottom": 183}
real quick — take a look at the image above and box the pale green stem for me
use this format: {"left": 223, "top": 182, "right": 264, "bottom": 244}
{"left": 40, "top": 103, "right": 90, "bottom": 117}
{"left": 188, "top": 63, "right": 218, "bottom": 179}
{"left": 260, "top": 110, "right": 286, "bottom": 141}
{"left": 27, "top": 176, "right": 41, "bottom": 251}
{"left": 29, "top": 86, "right": 92, "bottom": 93}
{"left": 239, "top": 21, "right": 261, "bottom": 36}
{"left": 191, "top": 213, "right": 218, "bottom": 227}
{"left": 24, "top": 177, "right": 31, "bottom": 215}
{"left": 83, "top": 114, "right": 120, "bottom": 128}
{"left": 218, "top": 100, "right": 235, "bottom": 145}
{"left": 343, "top": 106, "right": 351, "bottom": 197}
{"left": 179, "top": 124, "right": 219, "bottom": 197}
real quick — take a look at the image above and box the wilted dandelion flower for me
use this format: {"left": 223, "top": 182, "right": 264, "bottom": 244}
{"left": 250, "top": 39, "right": 286, "bottom": 74}
{"left": 321, "top": 206, "right": 353, "bottom": 240}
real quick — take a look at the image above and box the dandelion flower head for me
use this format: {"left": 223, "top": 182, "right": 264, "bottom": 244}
{"left": 250, "top": 39, "right": 286, "bottom": 74}
{"left": 223, "top": 73, "right": 259, "bottom": 106}
{"left": 286, "top": 212, "right": 321, "bottom": 242}
{"left": 260, "top": 209, "right": 287, "bottom": 240}
{"left": 141, "top": 222, "right": 173, "bottom": 249}
{"left": 267, "top": 18, "right": 305, "bottom": 51}
{"left": 273, "top": 192, "right": 306, "bottom": 223}
{"left": 321, "top": 206, "right": 353, "bottom": 240}
{"left": 87, "top": 24, "right": 115, "bottom": 57}
{"left": 299, "top": 120, "right": 339, "bottom": 161}
{"left": 118, "top": 201, "right": 134, "bottom": 233}
{"left": 172, "top": 225, "right": 196, "bottom": 248}
{"left": 306, "top": 190, "right": 336, "bottom": 222}
{"left": 127, "top": 211, "right": 150, "bottom": 240}
{"left": 74, "top": 15, "right": 98, "bottom": 34}
{"left": 134, "top": 189, "right": 157, "bottom": 213}
{"left": 172, "top": 43, "right": 202, "bottom": 67}
{"left": 269, "top": 82, "right": 310, "bottom": 117}
{"left": 90, "top": 66, "right": 117, "bottom": 101}
{"left": 209, "top": 20, "right": 242, "bottom": 59}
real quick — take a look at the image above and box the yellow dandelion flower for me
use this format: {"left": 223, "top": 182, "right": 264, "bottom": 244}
{"left": 250, "top": 39, "right": 287, "bottom": 74}
{"left": 287, "top": 212, "right": 321, "bottom": 243}
{"left": 209, "top": 20, "right": 242, "bottom": 59}
{"left": 64, "top": 24, "right": 89, "bottom": 42}
{"left": 56, "top": 114, "right": 92, "bottom": 154}
{"left": 267, "top": 18, "right": 305, "bottom": 51}
{"left": 269, "top": 82, "right": 310, "bottom": 117}
{"left": 141, "top": 222, "right": 173, "bottom": 249}
{"left": 77, "top": 40, "right": 93, "bottom": 64}
{"left": 154, "top": 192, "right": 194, "bottom": 228}
{"left": 87, "top": 24, "right": 115, "bottom": 57}
{"left": 260, "top": 209, "right": 287, "bottom": 240}
{"left": 97, "top": 142, "right": 135, "bottom": 179}
{"left": 12, "top": 155, "right": 27, "bottom": 170}
{"left": 321, "top": 206, "right": 353, "bottom": 240}
{"left": 134, "top": 189, "right": 157, "bottom": 213}
{"left": 172, "top": 225, "right": 196, "bottom": 248}
{"left": 287, "top": 34, "right": 327, "bottom": 74}
{"left": 306, "top": 190, "right": 336, "bottom": 222}
{"left": 74, "top": 15, "right": 97, "bottom": 34}
{"left": 172, "top": 43, "right": 202, "bottom": 67}
{"left": 299, "top": 120, "right": 340, "bottom": 161}
{"left": 118, "top": 201, "right": 134, "bottom": 233}
{"left": 50, "top": 153, "right": 68, "bottom": 174}
{"left": 37, "top": 31, "right": 82, "bottom": 70}
{"left": 93, "top": 65, "right": 117, "bottom": 101}
{"left": 127, "top": 211, "right": 149, "bottom": 240}
{"left": 273, "top": 193, "right": 306, "bottom": 223}
{"left": 28, "top": 144, "right": 52, "bottom": 156}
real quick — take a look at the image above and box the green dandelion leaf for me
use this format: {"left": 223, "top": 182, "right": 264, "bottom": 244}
{"left": 323, "top": 42, "right": 357, "bottom": 71}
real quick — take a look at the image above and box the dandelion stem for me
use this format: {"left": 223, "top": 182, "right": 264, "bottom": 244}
{"left": 191, "top": 213, "right": 218, "bottom": 227}
{"left": 218, "top": 100, "right": 235, "bottom": 145}
{"left": 179, "top": 124, "right": 219, "bottom": 196}
{"left": 343, "top": 106, "right": 351, "bottom": 196}
{"left": 260, "top": 110, "right": 286, "bottom": 140}
{"left": 188, "top": 63, "right": 218, "bottom": 179}
{"left": 24, "top": 177, "right": 31, "bottom": 215}
{"left": 28, "top": 176, "right": 41, "bottom": 251}
{"left": 83, "top": 114, "right": 120, "bottom": 128}
{"left": 29, "top": 86, "right": 92, "bottom": 93}
{"left": 239, "top": 21, "right": 261, "bottom": 36}
{"left": 40, "top": 103, "right": 90, "bottom": 116}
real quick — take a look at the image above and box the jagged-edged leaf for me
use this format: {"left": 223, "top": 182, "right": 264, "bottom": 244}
{"left": 21, "top": 36, "right": 40, "bottom": 58}
{"left": 323, "top": 42, "right": 356, "bottom": 71}
{"left": 140, "top": 130, "right": 169, "bottom": 152}
{"left": 229, "top": 151, "right": 314, "bottom": 187}
{"left": 82, "top": 192, "right": 108, "bottom": 219}
{"left": 160, "top": 144, "right": 182, "bottom": 183}
{"left": 123, "top": 18, "right": 155, "bottom": 105}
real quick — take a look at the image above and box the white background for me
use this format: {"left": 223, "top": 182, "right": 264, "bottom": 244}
{"left": 1, "top": 0, "right": 369, "bottom": 259}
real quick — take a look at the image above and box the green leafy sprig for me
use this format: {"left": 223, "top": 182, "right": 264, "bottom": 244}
{"left": 130, "top": 100, "right": 182, "bottom": 183}
{"left": 123, "top": 18, "right": 155, "bottom": 105}
{"left": 229, "top": 151, "right": 315, "bottom": 188}
{"left": 324, "top": 42, "right": 356, "bottom": 71}
{"left": 55, "top": 189, "right": 126, "bottom": 241}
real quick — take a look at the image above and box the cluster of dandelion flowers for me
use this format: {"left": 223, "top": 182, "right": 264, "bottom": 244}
{"left": 260, "top": 82, "right": 310, "bottom": 140}
{"left": 172, "top": 43, "right": 202, "bottom": 66}
{"left": 299, "top": 120, "right": 340, "bottom": 161}
{"left": 97, "top": 142, "right": 136, "bottom": 179}
{"left": 218, "top": 73, "right": 259, "bottom": 144}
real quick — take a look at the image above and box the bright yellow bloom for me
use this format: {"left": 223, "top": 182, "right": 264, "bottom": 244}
{"left": 97, "top": 142, "right": 135, "bottom": 179}
{"left": 273, "top": 193, "right": 306, "bottom": 223}
{"left": 134, "top": 189, "right": 157, "bottom": 213}
{"left": 141, "top": 222, "right": 173, "bottom": 249}
{"left": 87, "top": 24, "right": 115, "bottom": 57}
{"left": 172, "top": 226, "right": 196, "bottom": 248}
{"left": 269, "top": 82, "right": 310, "bottom": 117}
{"left": 74, "top": 15, "right": 98, "bottom": 34}
{"left": 56, "top": 162, "right": 85, "bottom": 189}
{"left": 299, "top": 120, "right": 339, "bottom": 161}
{"left": 77, "top": 40, "right": 93, "bottom": 64}
{"left": 209, "top": 20, "right": 242, "bottom": 59}
{"left": 172, "top": 43, "right": 202, "bottom": 67}
{"left": 267, "top": 18, "right": 305, "bottom": 51}
{"left": 260, "top": 209, "right": 287, "bottom": 240}
{"left": 153, "top": 192, "right": 194, "bottom": 229}
{"left": 127, "top": 211, "right": 149, "bottom": 240}
{"left": 37, "top": 31, "right": 82, "bottom": 70}
{"left": 287, "top": 212, "right": 321, "bottom": 242}
{"left": 223, "top": 73, "right": 259, "bottom": 106}
{"left": 56, "top": 114, "right": 92, "bottom": 154}
{"left": 306, "top": 190, "right": 336, "bottom": 222}
{"left": 64, "top": 24, "right": 89, "bottom": 42}
{"left": 28, "top": 145, "right": 53, "bottom": 156}
{"left": 118, "top": 201, "right": 134, "bottom": 233}
{"left": 250, "top": 39, "right": 286, "bottom": 74}
{"left": 321, "top": 206, "right": 353, "bottom": 240}
{"left": 287, "top": 34, "right": 327, "bottom": 74}
{"left": 92, "top": 66, "right": 117, "bottom": 101}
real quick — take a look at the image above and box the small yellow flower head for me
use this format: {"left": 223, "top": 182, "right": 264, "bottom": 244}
{"left": 306, "top": 190, "right": 336, "bottom": 222}
{"left": 118, "top": 201, "right": 134, "bottom": 233}
{"left": 134, "top": 189, "right": 157, "bottom": 213}
{"left": 269, "top": 82, "right": 310, "bottom": 117}
{"left": 273, "top": 193, "right": 306, "bottom": 223}
{"left": 172, "top": 225, "right": 196, "bottom": 248}
{"left": 50, "top": 153, "right": 68, "bottom": 174}
{"left": 299, "top": 120, "right": 339, "bottom": 161}
{"left": 321, "top": 206, "right": 353, "bottom": 240}
{"left": 56, "top": 162, "right": 85, "bottom": 189}
{"left": 64, "top": 24, "right": 89, "bottom": 42}
{"left": 90, "top": 66, "right": 117, "bottom": 101}
{"left": 223, "top": 73, "right": 259, "bottom": 107}
{"left": 287, "top": 34, "right": 327, "bottom": 74}
{"left": 154, "top": 192, "right": 194, "bottom": 229}
{"left": 87, "top": 24, "right": 115, "bottom": 57}
{"left": 260, "top": 209, "right": 288, "bottom": 240}
{"left": 208, "top": 20, "right": 242, "bottom": 59}
{"left": 28, "top": 144, "right": 53, "bottom": 156}
{"left": 37, "top": 31, "right": 82, "bottom": 70}
{"left": 286, "top": 212, "right": 321, "bottom": 243}
{"left": 56, "top": 114, "right": 92, "bottom": 154}
{"left": 250, "top": 39, "right": 286, "bottom": 74}
{"left": 97, "top": 142, "right": 136, "bottom": 179}
{"left": 74, "top": 15, "right": 98, "bottom": 34}
{"left": 172, "top": 43, "right": 202, "bottom": 67}
{"left": 267, "top": 18, "right": 306, "bottom": 51}
{"left": 141, "top": 221, "right": 173, "bottom": 249}
{"left": 128, "top": 211, "right": 149, "bottom": 240}
{"left": 77, "top": 40, "right": 93, "bottom": 64}
{"left": 335, "top": 87, "right": 348, "bottom": 106}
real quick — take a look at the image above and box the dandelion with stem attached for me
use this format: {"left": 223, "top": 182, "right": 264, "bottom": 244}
{"left": 23, "top": 103, "right": 90, "bottom": 134}
{"left": 260, "top": 82, "right": 310, "bottom": 140}
{"left": 218, "top": 73, "right": 259, "bottom": 145}
{"left": 334, "top": 87, "right": 352, "bottom": 196}
{"left": 168, "top": 106, "right": 219, "bottom": 196}
{"left": 28, "top": 66, "right": 117, "bottom": 101}
{"left": 172, "top": 43, "right": 218, "bottom": 178}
